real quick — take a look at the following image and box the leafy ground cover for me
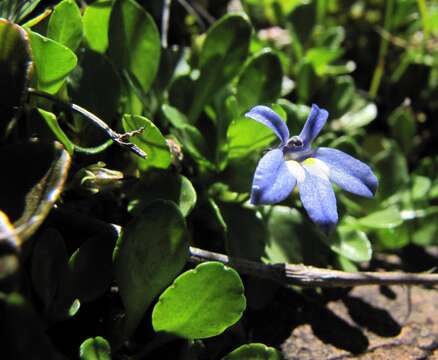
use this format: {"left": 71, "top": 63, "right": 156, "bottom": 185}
{"left": 0, "top": 0, "right": 437, "bottom": 359}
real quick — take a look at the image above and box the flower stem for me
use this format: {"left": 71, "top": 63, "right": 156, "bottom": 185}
{"left": 27, "top": 88, "right": 147, "bottom": 158}
{"left": 369, "top": 0, "right": 395, "bottom": 98}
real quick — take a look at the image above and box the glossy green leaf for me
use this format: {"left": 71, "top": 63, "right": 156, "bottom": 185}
{"left": 0, "top": 20, "right": 32, "bottom": 133}
{"left": 31, "top": 228, "right": 69, "bottom": 310}
{"left": 69, "top": 230, "right": 118, "bottom": 302}
{"left": 374, "top": 143, "right": 409, "bottom": 199}
{"left": 189, "top": 14, "right": 252, "bottom": 121}
{"left": 122, "top": 114, "right": 171, "bottom": 170}
{"left": 83, "top": 0, "right": 114, "bottom": 53}
{"left": 227, "top": 117, "right": 276, "bottom": 159}
{"left": 329, "top": 226, "right": 372, "bottom": 262}
{"left": 338, "top": 98, "right": 377, "bottom": 131}
{"left": 0, "top": 142, "right": 71, "bottom": 242}
{"left": 152, "top": 261, "right": 246, "bottom": 339}
{"left": 47, "top": 0, "right": 83, "bottom": 51}
{"left": 29, "top": 30, "right": 77, "bottom": 94}
{"left": 127, "top": 171, "right": 197, "bottom": 217}
{"left": 79, "top": 336, "right": 111, "bottom": 360}
{"left": 264, "top": 206, "right": 304, "bottom": 264}
{"left": 108, "top": 0, "right": 160, "bottom": 94}
{"left": 223, "top": 343, "right": 282, "bottom": 360}
{"left": 356, "top": 207, "right": 403, "bottom": 229}
{"left": 37, "top": 108, "right": 75, "bottom": 154}
{"left": 236, "top": 49, "right": 283, "bottom": 112}
{"left": 114, "top": 200, "right": 189, "bottom": 335}
{"left": 388, "top": 105, "right": 416, "bottom": 154}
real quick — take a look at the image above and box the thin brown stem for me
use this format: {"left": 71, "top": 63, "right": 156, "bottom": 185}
{"left": 189, "top": 246, "right": 438, "bottom": 287}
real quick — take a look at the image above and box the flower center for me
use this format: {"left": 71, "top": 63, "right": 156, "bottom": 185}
{"left": 286, "top": 136, "right": 303, "bottom": 149}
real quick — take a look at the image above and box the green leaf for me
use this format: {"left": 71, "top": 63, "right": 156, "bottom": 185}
{"left": 227, "top": 116, "right": 276, "bottom": 159}
{"left": 264, "top": 206, "right": 304, "bottom": 264}
{"left": 162, "top": 104, "right": 213, "bottom": 168}
{"left": 47, "top": 0, "right": 83, "bottom": 51}
{"left": 329, "top": 226, "right": 372, "bottom": 262}
{"left": 220, "top": 202, "right": 266, "bottom": 261}
{"left": 152, "top": 261, "right": 246, "bottom": 339}
{"left": 79, "top": 337, "right": 111, "bottom": 360}
{"left": 114, "top": 200, "right": 189, "bottom": 335}
{"left": 338, "top": 98, "right": 377, "bottom": 131}
{"left": 127, "top": 170, "right": 197, "bottom": 217}
{"left": 236, "top": 49, "right": 283, "bottom": 112}
{"left": 69, "top": 49, "right": 121, "bottom": 122}
{"left": 37, "top": 108, "right": 75, "bottom": 154}
{"left": 69, "top": 231, "right": 118, "bottom": 302}
{"left": 31, "top": 228, "right": 69, "bottom": 310}
{"left": 356, "top": 207, "right": 403, "bottom": 229}
{"left": 108, "top": 0, "right": 160, "bottom": 94}
{"left": 29, "top": 30, "right": 77, "bottom": 94}
{"left": 0, "top": 20, "right": 32, "bottom": 134}
{"left": 388, "top": 105, "right": 417, "bottom": 154}
{"left": 122, "top": 114, "right": 172, "bottom": 170}
{"left": 223, "top": 343, "right": 282, "bottom": 360}
{"left": 189, "top": 14, "right": 252, "bottom": 121}
{"left": 83, "top": 0, "right": 114, "bottom": 53}
{"left": 0, "top": 142, "right": 71, "bottom": 242}
{"left": 374, "top": 142, "right": 409, "bottom": 199}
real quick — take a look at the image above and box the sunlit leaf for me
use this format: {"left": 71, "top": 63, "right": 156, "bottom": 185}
{"left": 47, "top": 0, "right": 83, "bottom": 51}
{"left": 79, "top": 336, "right": 111, "bottom": 360}
{"left": 223, "top": 343, "right": 282, "bottom": 360}
{"left": 152, "top": 262, "right": 246, "bottom": 339}
{"left": 83, "top": 0, "right": 114, "bottom": 53}
{"left": 122, "top": 114, "right": 172, "bottom": 170}
{"left": 29, "top": 30, "right": 77, "bottom": 94}
{"left": 108, "top": 0, "right": 160, "bottom": 94}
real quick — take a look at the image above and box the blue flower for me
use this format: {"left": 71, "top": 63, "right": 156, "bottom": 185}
{"left": 246, "top": 104, "right": 378, "bottom": 233}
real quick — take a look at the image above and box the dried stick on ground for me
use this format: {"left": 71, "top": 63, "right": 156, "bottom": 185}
{"left": 189, "top": 246, "right": 438, "bottom": 287}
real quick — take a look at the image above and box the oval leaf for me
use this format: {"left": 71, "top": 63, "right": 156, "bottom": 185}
{"left": 223, "top": 343, "right": 282, "bottom": 360}
{"left": 122, "top": 114, "right": 171, "bottom": 170}
{"left": 47, "top": 0, "right": 83, "bottom": 51}
{"left": 189, "top": 14, "right": 252, "bottom": 121}
{"left": 152, "top": 261, "right": 246, "bottom": 339}
{"left": 0, "top": 20, "right": 33, "bottom": 133}
{"left": 127, "top": 170, "right": 197, "bottom": 217}
{"left": 236, "top": 50, "right": 283, "bottom": 112}
{"left": 0, "top": 141, "right": 71, "bottom": 242}
{"left": 114, "top": 200, "right": 189, "bottom": 335}
{"left": 108, "top": 0, "right": 160, "bottom": 94}
{"left": 83, "top": 0, "right": 113, "bottom": 53}
{"left": 329, "top": 226, "right": 372, "bottom": 262}
{"left": 29, "top": 30, "right": 77, "bottom": 94}
{"left": 79, "top": 336, "right": 111, "bottom": 360}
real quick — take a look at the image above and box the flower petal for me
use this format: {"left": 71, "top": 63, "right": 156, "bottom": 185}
{"left": 299, "top": 104, "right": 328, "bottom": 149}
{"left": 313, "top": 147, "right": 378, "bottom": 198}
{"left": 251, "top": 149, "right": 296, "bottom": 204}
{"left": 297, "top": 163, "right": 338, "bottom": 233}
{"left": 246, "top": 105, "right": 290, "bottom": 145}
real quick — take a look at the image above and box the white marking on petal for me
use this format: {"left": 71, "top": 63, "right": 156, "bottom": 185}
{"left": 286, "top": 160, "right": 306, "bottom": 183}
{"left": 302, "top": 158, "right": 330, "bottom": 180}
